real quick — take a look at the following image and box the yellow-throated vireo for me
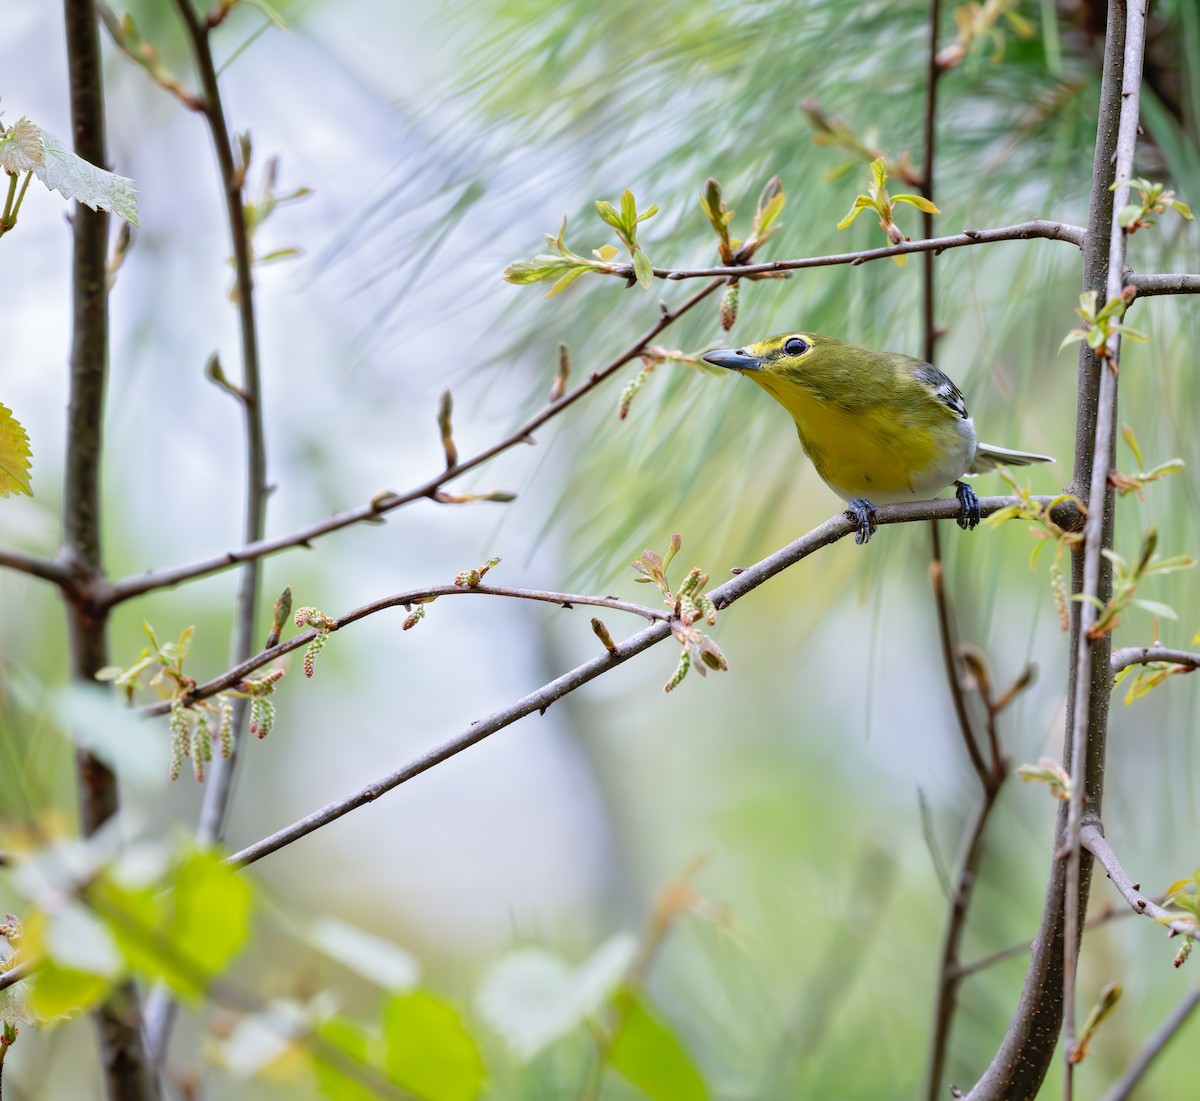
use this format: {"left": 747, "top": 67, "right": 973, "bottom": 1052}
{"left": 703, "top": 331, "right": 1052, "bottom": 545}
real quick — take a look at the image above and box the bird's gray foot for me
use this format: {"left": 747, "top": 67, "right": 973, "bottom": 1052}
{"left": 955, "top": 480, "right": 981, "bottom": 531}
{"left": 845, "top": 498, "right": 879, "bottom": 545}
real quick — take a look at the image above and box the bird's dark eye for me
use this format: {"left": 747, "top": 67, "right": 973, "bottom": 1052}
{"left": 783, "top": 336, "right": 809, "bottom": 356}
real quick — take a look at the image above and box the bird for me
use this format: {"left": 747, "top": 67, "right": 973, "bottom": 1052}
{"left": 702, "top": 331, "right": 1053, "bottom": 545}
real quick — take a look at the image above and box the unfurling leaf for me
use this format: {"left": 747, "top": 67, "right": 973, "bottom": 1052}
{"left": 0, "top": 118, "right": 45, "bottom": 173}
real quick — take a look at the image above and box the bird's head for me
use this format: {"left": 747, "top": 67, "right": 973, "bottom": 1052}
{"left": 702, "top": 331, "right": 880, "bottom": 408}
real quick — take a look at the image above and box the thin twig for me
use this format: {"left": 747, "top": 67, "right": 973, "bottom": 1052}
{"left": 144, "top": 0, "right": 273, "bottom": 1068}
{"left": 1110, "top": 646, "right": 1200, "bottom": 674}
{"left": 952, "top": 896, "right": 1162, "bottom": 981}
{"left": 135, "top": 582, "right": 670, "bottom": 717}
{"left": 926, "top": 781, "right": 1002, "bottom": 1101}
{"left": 0, "top": 959, "right": 40, "bottom": 994}
{"left": 1096, "top": 985, "right": 1200, "bottom": 1101}
{"left": 223, "top": 494, "right": 1060, "bottom": 870}
{"left": 1081, "top": 824, "right": 1197, "bottom": 940}
{"left": 0, "top": 550, "right": 75, "bottom": 587}
{"left": 1063, "top": 7, "right": 1147, "bottom": 1093}
{"left": 101, "top": 278, "right": 724, "bottom": 607}
{"left": 599, "top": 221, "right": 1084, "bottom": 281}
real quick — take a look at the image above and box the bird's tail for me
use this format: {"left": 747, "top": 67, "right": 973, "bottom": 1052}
{"left": 969, "top": 443, "right": 1055, "bottom": 473}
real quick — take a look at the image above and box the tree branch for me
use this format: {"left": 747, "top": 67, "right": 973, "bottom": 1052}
{"left": 1110, "top": 646, "right": 1200, "bottom": 674}
{"left": 965, "top": 3, "right": 1128, "bottom": 1097}
{"left": 100, "top": 278, "right": 724, "bottom": 607}
{"left": 1096, "top": 985, "right": 1200, "bottom": 1101}
{"left": 1127, "top": 273, "right": 1200, "bottom": 297}
{"left": 0, "top": 550, "right": 75, "bottom": 587}
{"left": 135, "top": 582, "right": 671, "bottom": 717}
{"left": 1063, "top": 7, "right": 1147, "bottom": 1092}
{"left": 1080, "top": 823, "right": 1197, "bottom": 940}
{"left": 599, "top": 221, "right": 1085, "bottom": 282}
{"left": 169, "top": 0, "right": 269, "bottom": 848}
{"left": 221, "top": 494, "right": 1063, "bottom": 870}
{"left": 61, "top": 2, "right": 159, "bottom": 1098}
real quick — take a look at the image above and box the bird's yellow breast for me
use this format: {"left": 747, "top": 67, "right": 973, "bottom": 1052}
{"left": 752, "top": 374, "right": 972, "bottom": 502}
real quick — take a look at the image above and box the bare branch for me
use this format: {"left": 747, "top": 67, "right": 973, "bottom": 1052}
{"left": 1110, "top": 646, "right": 1200, "bottom": 674}
{"left": 597, "top": 221, "right": 1084, "bottom": 282}
{"left": 223, "top": 494, "right": 1061, "bottom": 870}
{"left": 0, "top": 549, "right": 75, "bottom": 587}
{"left": 965, "top": 3, "right": 1129, "bottom": 1097}
{"left": 101, "top": 278, "right": 724, "bottom": 607}
{"left": 1097, "top": 985, "right": 1200, "bottom": 1101}
{"left": 1127, "top": 273, "right": 1200, "bottom": 298}
{"left": 1081, "top": 823, "right": 1197, "bottom": 940}
{"left": 1063, "top": 6, "right": 1148, "bottom": 1090}
{"left": 135, "top": 582, "right": 671, "bottom": 717}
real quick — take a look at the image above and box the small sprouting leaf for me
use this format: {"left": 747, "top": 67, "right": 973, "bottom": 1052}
{"left": 619, "top": 188, "right": 637, "bottom": 229}
{"left": 593, "top": 243, "right": 619, "bottom": 262}
{"left": 545, "top": 264, "right": 593, "bottom": 298}
{"left": 594, "top": 200, "right": 622, "bottom": 232}
{"left": 32, "top": 129, "right": 139, "bottom": 226}
{"left": 633, "top": 249, "right": 654, "bottom": 289}
{"left": 870, "top": 155, "right": 887, "bottom": 192}
{"left": 836, "top": 194, "right": 874, "bottom": 229}
{"left": 892, "top": 193, "right": 941, "bottom": 214}
{"left": 0, "top": 118, "right": 45, "bottom": 173}
{"left": 1121, "top": 424, "right": 1144, "bottom": 469}
{"left": 0, "top": 403, "right": 34, "bottom": 497}
{"left": 1167, "top": 200, "right": 1193, "bottom": 220}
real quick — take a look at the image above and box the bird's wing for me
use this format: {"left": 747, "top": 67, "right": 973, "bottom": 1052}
{"left": 969, "top": 443, "right": 1055, "bottom": 472}
{"left": 911, "top": 363, "right": 969, "bottom": 420}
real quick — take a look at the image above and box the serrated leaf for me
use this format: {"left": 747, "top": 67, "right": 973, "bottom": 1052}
{"left": 0, "top": 402, "right": 33, "bottom": 497}
{"left": 0, "top": 118, "right": 45, "bottom": 173}
{"left": 32, "top": 129, "right": 139, "bottom": 226}
{"left": 608, "top": 990, "right": 710, "bottom": 1101}
{"left": 633, "top": 249, "right": 654, "bottom": 289}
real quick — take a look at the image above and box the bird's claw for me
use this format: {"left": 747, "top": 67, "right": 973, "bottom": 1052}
{"left": 846, "top": 498, "right": 879, "bottom": 545}
{"left": 955, "top": 480, "right": 981, "bottom": 531}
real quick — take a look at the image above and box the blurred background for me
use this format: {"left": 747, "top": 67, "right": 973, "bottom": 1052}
{"left": 1, "top": 0, "right": 1198, "bottom": 1097}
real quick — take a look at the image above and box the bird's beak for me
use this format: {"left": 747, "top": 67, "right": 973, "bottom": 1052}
{"left": 702, "top": 347, "right": 764, "bottom": 372}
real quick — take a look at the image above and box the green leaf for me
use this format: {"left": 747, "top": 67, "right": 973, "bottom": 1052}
{"left": 892, "top": 193, "right": 940, "bottom": 214}
{"left": 1058, "top": 331, "right": 1084, "bottom": 354}
{"left": 1167, "top": 200, "right": 1194, "bottom": 220}
{"left": 594, "top": 200, "right": 622, "bottom": 232}
{"left": 633, "top": 249, "right": 654, "bottom": 289}
{"left": 546, "top": 264, "right": 593, "bottom": 298}
{"left": 0, "top": 118, "right": 45, "bottom": 173}
{"left": 836, "top": 194, "right": 873, "bottom": 230}
{"left": 314, "top": 1016, "right": 380, "bottom": 1101}
{"left": 0, "top": 402, "right": 33, "bottom": 497}
{"left": 27, "top": 961, "right": 112, "bottom": 1020}
{"left": 869, "top": 155, "right": 887, "bottom": 193}
{"left": 171, "top": 848, "right": 254, "bottom": 980}
{"left": 477, "top": 933, "right": 637, "bottom": 1060}
{"left": 608, "top": 991, "right": 710, "bottom": 1101}
{"left": 384, "top": 992, "right": 485, "bottom": 1101}
{"left": 620, "top": 188, "right": 637, "bottom": 230}
{"left": 635, "top": 203, "right": 659, "bottom": 224}
{"left": 32, "top": 129, "right": 139, "bottom": 226}
{"left": 1117, "top": 203, "right": 1143, "bottom": 228}
{"left": 1121, "top": 424, "right": 1144, "bottom": 469}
